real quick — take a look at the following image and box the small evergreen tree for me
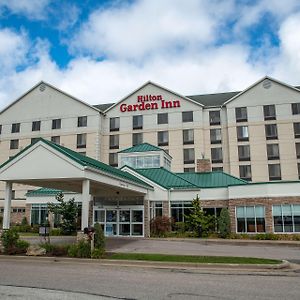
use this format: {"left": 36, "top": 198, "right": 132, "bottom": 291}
{"left": 218, "top": 208, "right": 231, "bottom": 238}
{"left": 48, "top": 193, "right": 79, "bottom": 235}
{"left": 94, "top": 222, "right": 105, "bottom": 251}
{"left": 184, "top": 195, "right": 215, "bottom": 237}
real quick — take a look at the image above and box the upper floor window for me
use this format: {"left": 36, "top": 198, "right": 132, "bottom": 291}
{"left": 211, "top": 147, "right": 223, "bottom": 163}
{"left": 235, "top": 107, "right": 247, "bottom": 122}
{"left": 183, "top": 148, "right": 195, "bottom": 164}
{"left": 11, "top": 123, "right": 20, "bottom": 133}
{"left": 210, "top": 128, "right": 222, "bottom": 144}
{"left": 109, "top": 153, "right": 118, "bottom": 167}
{"left": 182, "top": 111, "right": 193, "bottom": 123}
{"left": 294, "top": 123, "right": 300, "bottom": 138}
{"left": 31, "top": 138, "right": 39, "bottom": 145}
{"left": 237, "top": 126, "right": 249, "bottom": 142}
{"left": 157, "top": 113, "right": 168, "bottom": 124}
{"left": 268, "top": 163, "right": 281, "bottom": 180}
{"left": 212, "top": 166, "right": 223, "bottom": 171}
{"left": 132, "top": 132, "right": 143, "bottom": 146}
{"left": 263, "top": 105, "right": 276, "bottom": 121}
{"left": 209, "top": 111, "right": 221, "bottom": 125}
{"left": 78, "top": 116, "right": 87, "bottom": 127}
{"left": 183, "top": 129, "right": 194, "bottom": 145}
{"left": 184, "top": 167, "right": 195, "bottom": 173}
{"left": 292, "top": 103, "right": 300, "bottom": 115}
{"left": 296, "top": 143, "right": 300, "bottom": 159}
{"left": 10, "top": 139, "right": 19, "bottom": 150}
{"left": 133, "top": 115, "right": 143, "bottom": 130}
{"left": 77, "top": 133, "right": 87, "bottom": 148}
{"left": 110, "top": 117, "right": 120, "bottom": 132}
{"left": 265, "top": 124, "right": 278, "bottom": 140}
{"left": 52, "top": 119, "right": 61, "bottom": 130}
{"left": 51, "top": 136, "right": 60, "bottom": 144}
{"left": 239, "top": 165, "right": 252, "bottom": 181}
{"left": 0, "top": 124, "right": 2, "bottom": 134}
{"left": 32, "top": 121, "right": 41, "bottom": 131}
{"left": 109, "top": 135, "right": 119, "bottom": 149}
{"left": 238, "top": 145, "right": 250, "bottom": 161}
{"left": 267, "top": 144, "right": 280, "bottom": 160}
{"left": 157, "top": 131, "right": 169, "bottom": 146}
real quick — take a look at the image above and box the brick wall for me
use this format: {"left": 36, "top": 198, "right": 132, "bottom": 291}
{"left": 162, "top": 200, "right": 170, "bottom": 216}
{"left": 144, "top": 199, "right": 150, "bottom": 237}
{"left": 196, "top": 159, "right": 211, "bottom": 172}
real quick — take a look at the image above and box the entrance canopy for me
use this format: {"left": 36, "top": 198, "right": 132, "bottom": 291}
{"left": 0, "top": 139, "right": 151, "bottom": 229}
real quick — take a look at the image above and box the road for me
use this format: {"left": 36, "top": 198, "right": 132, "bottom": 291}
{"left": 0, "top": 258, "right": 300, "bottom": 299}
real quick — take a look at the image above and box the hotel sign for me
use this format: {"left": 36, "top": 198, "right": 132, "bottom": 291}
{"left": 120, "top": 95, "right": 181, "bottom": 112}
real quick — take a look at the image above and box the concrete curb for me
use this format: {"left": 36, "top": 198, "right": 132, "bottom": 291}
{"left": 0, "top": 255, "right": 290, "bottom": 271}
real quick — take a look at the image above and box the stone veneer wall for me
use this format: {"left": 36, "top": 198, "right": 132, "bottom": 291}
{"left": 144, "top": 199, "right": 150, "bottom": 237}
{"left": 228, "top": 196, "right": 300, "bottom": 233}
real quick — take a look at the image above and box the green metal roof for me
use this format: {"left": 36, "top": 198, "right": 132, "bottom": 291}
{"left": 134, "top": 167, "right": 199, "bottom": 190}
{"left": 0, "top": 138, "right": 150, "bottom": 189}
{"left": 26, "top": 188, "right": 68, "bottom": 196}
{"left": 119, "top": 143, "right": 164, "bottom": 153}
{"left": 176, "top": 171, "right": 248, "bottom": 188}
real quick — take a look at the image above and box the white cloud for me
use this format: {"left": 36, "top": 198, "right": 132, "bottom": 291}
{"left": 0, "top": 0, "right": 50, "bottom": 19}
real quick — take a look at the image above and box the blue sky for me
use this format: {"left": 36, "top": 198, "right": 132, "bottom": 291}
{"left": 0, "top": 0, "right": 300, "bottom": 109}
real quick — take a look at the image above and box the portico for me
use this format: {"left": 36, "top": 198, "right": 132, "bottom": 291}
{"left": 0, "top": 139, "right": 150, "bottom": 232}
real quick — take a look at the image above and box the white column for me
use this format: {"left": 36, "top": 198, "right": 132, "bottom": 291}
{"left": 3, "top": 182, "right": 12, "bottom": 229}
{"left": 81, "top": 179, "right": 90, "bottom": 230}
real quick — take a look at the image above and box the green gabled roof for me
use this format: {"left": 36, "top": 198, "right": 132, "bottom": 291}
{"left": 0, "top": 138, "right": 150, "bottom": 189}
{"left": 176, "top": 171, "right": 248, "bottom": 188}
{"left": 134, "top": 167, "right": 199, "bottom": 190}
{"left": 26, "top": 188, "right": 67, "bottom": 196}
{"left": 93, "top": 103, "right": 114, "bottom": 111}
{"left": 119, "top": 143, "right": 164, "bottom": 153}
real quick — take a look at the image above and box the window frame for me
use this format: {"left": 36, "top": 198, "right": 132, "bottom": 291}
{"left": 235, "top": 107, "right": 248, "bottom": 122}
{"left": 77, "top": 133, "right": 87, "bottom": 149}
{"left": 265, "top": 124, "right": 278, "bottom": 140}
{"left": 132, "top": 132, "right": 143, "bottom": 146}
{"left": 183, "top": 148, "right": 195, "bottom": 164}
{"left": 239, "top": 165, "right": 252, "bottom": 181}
{"left": 183, "top": 129, "right": 194, "bottom": 145}
{"left": 110, "top": 117, "right": 120, "bottom": 132}
{"left": 268, "top": 163, "right": 281, "bottom": 181}
{"left": 267, "top": 144, "right": 280, "bottom": 160}
{"left": 238, "top": 145, "right": 251, "bottom": 161}
{"left": 211, "top": 147, "right": 223, "bottom": 164}
{"left": 11, "top": 123, "right": 20, "bottom": 133}
{"left": 157, "top": 131, "right": 169, "bottom": 146}
{"left": 109, "top": 134, "right": 119, "bottom": 150}
{"left": 10, "top": 139, "right": 19, "bottom": 150}
{"left": 157, "top": 113, "right": 168, "bottom": 125}
{"left": 77, "top": 116, "right": 87, "bottom": 127}
{"left": 209, "top": 111, "right": 221, "bottom": 125}
{"left": 52, "top": 119, "right": 61, "bottom": 130}
{"left": 263, "top": 105, "right": 276, "bottom": 121}
{"left": 236, "top": 126, "right": 249, "bottom": 142}
{"left": 210, "top": 128, "right": 222, "bottom": 144}
{"left": 32, "top": 121, "right": 41, "bottom": 131}
{"left": 132, "top": 115, "right": 143, "bottom": 130}
{"left": 182, "top": 111, "right": 193, "bottom": 123}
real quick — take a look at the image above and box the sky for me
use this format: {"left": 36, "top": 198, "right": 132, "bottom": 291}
{"left": 0, "top": 0, "right": 300, "bottom": 109}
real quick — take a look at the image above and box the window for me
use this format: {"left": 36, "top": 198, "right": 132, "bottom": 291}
{"left": 157, "top": 131, "right": 168, "bottom": 146}
{"left": 267, "top": 144, "right": 280, "bottom": 160}
{"left": 292, "top": 103, "right": 300, "bottom": 115}
{"left": 210, "top": 128, "right": 222, "bottom": 144}
{"left": 268, "top": 164, "right": 281, "bottom": 180}
{"left": 296, "top": 143, "right": 300, "bottom": 159}
{"left": 150, "top": 202, "right": 163, "bottom": 219}
{"left": 31, "top": 138, "right": 39, "bottom": 144}
{"left": 10, "top": 139, "right": 19, "bottom": 149}
{"left": 209, "top": 111, "right": 221, "bottom": 125}
{"left": 109, "top": 135, "right": 119, "bottom": 149}
{"left": 157, "top": 113, "right": 168, "bottom": 124}
{"left": 294, "top": 123, "right": 300, "bottom": 138}
{"left": 212, "top": 166, "right": 223, "bottom": 171}
{"left": 52, "top": 119, "right": 61, "bottom": 129}
{"left": 78, "top": 116, "right": 87, "bottom": 127}
{"left": 32, "top": 121, "right": 41, "bottom": 131}
{"left": 183, "top": 129, "right": 194, "bottom": 145}
{"left": 182, "top": 111, "right": 193, "bottom": 122}
{"left": 133, "top": 115, "right": 143, "bottom": 130}
{"left": 51, "top": 136, "right": 60, "bottom": 144}
{"left": 120, "top": 155, "right": 160, "bottom": 169}
{"left": 235, "top": 107, "right": 247, "bottom": 122}
{"left": 109, "top": 153, "right": 118, "bottom": 167}
{"left": 298, "top": 163, "right": 300, "bottom": 180}
{"left": 110, "top": 117, "right": 120, "bottom": 132}
{"left": 171, "top": 201, "right": 193, "bottom": 222}
{"left": 184, "top": 167, "right": 195, "bottom": 173}
{"left": 263, "top": 105, "right": 276, "bottom": 120}
{"left": 236, "top": 206, "right": 265, "bottom": 233}
{"left": 77, "top": 133, "right": 87, "bottom": 148}
{"left": 238, "top": 145, "right": 250, "bottom": 161}
{"left": 273, "top": 204, "right": 300, "bottom": 233}
{"left": 12, "top": 190, "right": 16, "bottom": 199}
{"left": 132, "top": 132, "right": 143, "bottom": 146}
{"left": 11, "top": 123, "right": 20, "bottom": 133}
{"left": 0, "top": 124, "right": 2, "bottom": 134}
{"left": 265, "top": 124, "right": 278, "bottom": 140}
{"left": 239, "top": 165, "right": 252, "bottom": 181}
{"left": 183, "top": 148, "right": 195, "bottom": 164}
{"left": 211, "top": 148, "right": 223, "bottom": 163}
{"left": 236, "top": 126, "right": 249, "bottom": 141}
{"left": 31, "top": 204, "right": 48, "bottom": 225}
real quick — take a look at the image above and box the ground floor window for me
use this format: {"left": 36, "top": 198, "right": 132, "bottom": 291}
{"left": 273, "top": 204, "right": 300, "bottom": 233}
{"left": 236, "top": 206, "right": 265, "bottom": 233}
{"left": 171, "top": 201, "right": 193, "bottom": 223}
{"left": 150, "top": 202, "right": 163, "bottom": 219}
{"left": 31, "top": 204, "right": 48, "bottom": 225}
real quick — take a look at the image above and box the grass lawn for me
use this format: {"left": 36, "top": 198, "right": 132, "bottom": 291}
{"left": 107, "top": 253, "right": 281, "bottom": 265}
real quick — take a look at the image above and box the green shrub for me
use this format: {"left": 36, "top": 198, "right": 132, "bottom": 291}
{"left": 50, "top": 228, "right": 63, "bottom": 236}
{"left": 91, "top": 248, "right": 104, "bottom": 259}
{"left": 31, "top": 225, "right": 40, "bottom": 233}
{"left": 1, "top": 228, "right": 20, "bottom": 254}
{"left": 15, "top": 240, "right": 30, "bottom": 253}
{"left": 218, "top": 208, "right": 231, "bottom": 238}
{"left": 94, "top": 223, "right": 105, "bottom": 251}
{"left": 40, "top": 243, "right": 55, "bottom": 253}
{"left": 174, "top": 222, "right": 187, "bottom": 233}
{"left": 150, "top": 216, "right": 173, "bottom": 237}
{"left": 67, "top": 240, "right": 91, "bottom": 258}
{"left": 21, "top": 217, "right": 28, "bottom": 226}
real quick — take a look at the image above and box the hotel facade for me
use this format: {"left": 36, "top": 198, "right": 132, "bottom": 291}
{"left": 0, "top": 76, "right": 300, "bottom": 236}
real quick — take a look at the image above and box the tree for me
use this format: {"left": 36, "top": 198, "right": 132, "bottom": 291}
{"left": 48, "top": 193, "right": 79, "bottom": 235}
{"left": 218, "top": 208, "right": 231, "bottom": 238}
{"left": 184, "top": 195, "right": 215, "bottom": 237}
